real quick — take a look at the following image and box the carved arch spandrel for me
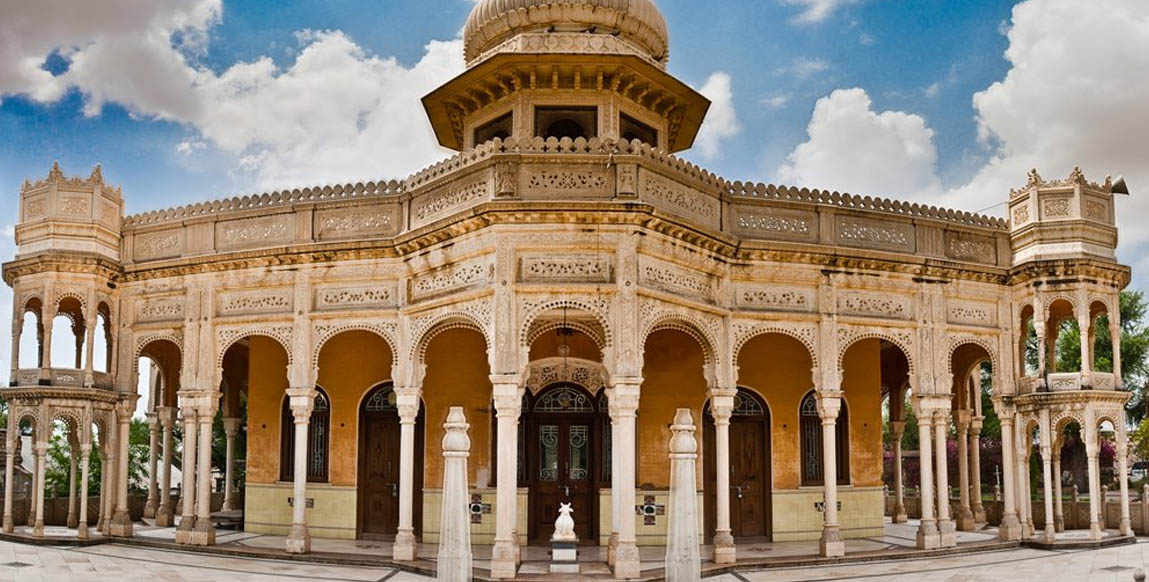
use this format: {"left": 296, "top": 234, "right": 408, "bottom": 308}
{"left": 731, "top": 320, "right": 819, "bottom": 370}
{"left": 312, "top": 320, "right": 400, "bottom": 368}
{"left": 835, "top": 325, "right": 916, "bottom": 379}
{"left": 216, "top": 325, "right": 294, "bottom": 368}
{"left": 518, "top": 297, "right": 613, "bottom": 349}
{"left": 410, "top": 309, "right": 491, "bottom": 365}
{"left": 640, "top": 303, "right": 721, "bottom": 366}
{"left": 945, "top": 334, "right": 1001, "bottom": 378}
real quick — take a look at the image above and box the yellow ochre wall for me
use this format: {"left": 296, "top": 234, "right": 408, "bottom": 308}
{"left": 638, "top": 328, "right": 709, "bottom": 488}
{"left": 841, "top": 339, "right": 883, "bottom": 488}
{"left": 422, "top": 328, "right": 493, "bottom": 488}
{"left": 245, "top": 335, "right": 290, "bottom": 485}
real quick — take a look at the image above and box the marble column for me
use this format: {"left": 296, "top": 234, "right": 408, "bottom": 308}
{"left": 1020, "top": 439, "right": 1033, "bottom": 538}
{"left": 666, "top": 409, "right": 700, "bottom": 582}
{"left": 1111, "top": 321, "right": 1124, "bottom": 389}
{"left": 78, "top": 442, "right": 91, "bottom": 539}
{"left": 916, "top": 410, "right": 939, "bottom": 549}
{"left": 934, "top": 412, "right": 956, "bottom": 547}
{"left": 817, "top": 391, "right": 844, "bottom": 557}
{"left": 437, "top": 407, "right": 472, "bottom": 582}
{"left": 220, "top": 417, "right": 240, "bottom": 512}
{"left": 66, "top": 431, "right": 79, "bottom": 528}
{"left": 2, "top": 429, "right": 14, "bottom": 533}
{"left": 27, "top": 441, "right": 38, "bottom": 527}
{"left": 610, "top": 381, "right": 641, "bottom": 580}
{"left": 109, "top": 408, "right": 134, "bottom": 537}
{"left": 96, "top": 447, "right": 107, "bottom": 532}
{"left": 1053, "top": 448, "right": 1064, "bottom": 532}
{"left": 393, "top": 389, "right": 421, "bottom": 561}
{"left": 286, "top": 389, "right": 314, "bottom": 554}
{"left": 970, "top": 419, "right": 985, "bottom": 524}
{"left": 710, "top": 395, "right": 736, "bottom": 564}
{"left": 101, "top": 430, "right": 117, "bottom": 533}
{"left": 998, "top": 414, "right": 1022, "bottom": 541}
{"left": 143, "top": 413, "right": 160, "bottom": 519}
{"left": 1039, "top": 410, "right": 1056, "bottom": 543}
{"left": 889, "top": 421, "right": 908, "bottom": 523}
{"left": 174, "top": 410, "right": 198, "bottom": 544}
{"left": 33, "top": 440, "right": 47, "bottom": 538}
{"left": 955, "top": 413, "right": 975, "bottom": 531}
{"left": 1119, "top": 432, "right": 1133, "bottom": 536}
{"left": 490, "top": 381, "right": 521, "bottom": 578}
{"left": 607, "top": 402, "right": 619, "bottom": 568}
{"left": 156, "top": 408, "right": 176, "bottom": 526}
{"left": 192, "top": 411, "right": 215, "bottom": 545}
{"left": 1085, "top": 433, "right": 1103, "bottom": 540}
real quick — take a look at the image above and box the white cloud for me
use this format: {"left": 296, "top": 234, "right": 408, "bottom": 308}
{"left": 694, "top": 72, "right": 741, "bottom": 159}
{"left": 776, "top": 88, "right": 941, "bottom": 198}
{"left": 779, "top": 0, "right": 860, "bottom": 24}
{"left": 781, "top": 56, "right": 831, "bottom": 79}
{"left": 761, "top": 94, "right": 790, "bottom": 110}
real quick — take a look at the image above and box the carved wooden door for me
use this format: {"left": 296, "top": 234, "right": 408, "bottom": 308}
{"left": 359, "top": 406, "right": 402, "bottom": 538}
{"left": 730, "top": 420, "right": 770, "bottom": 537}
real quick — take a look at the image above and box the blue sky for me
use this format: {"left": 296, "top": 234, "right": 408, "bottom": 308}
{"left": 2, "top": 0, "right": 1149, "bottom": 400}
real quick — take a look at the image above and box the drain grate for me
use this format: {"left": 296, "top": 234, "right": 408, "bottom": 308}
{"left": 1, "top": 562, "right": 33, "bottom": 568}
{"left": 1101, "top": 566, "right": 1132, "bottom": 572}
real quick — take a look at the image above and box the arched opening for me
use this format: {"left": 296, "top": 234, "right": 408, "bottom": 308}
{"left": 93, "top": 303, "right": 111, "bottom": 373}
{"left": 535, "top": 106, "right": 597, "bottom": 141}
{"left": 49, "top": 296, "right": 84, "bottom": 369}
{"left": 17, "top": 298, "right": 42, "bottom": 369}
{"left": 234, "top": 335, "right": 290, "bottom": 529}
{"left": 357, "top": 382, "right": 424, "bottom": 539}
{"left": 280, "top": 387, "right": 330, "bottom": 483}
{"left": 948, "top": 342, "right": 999, "bottom": 530}
{"left": 800, "top": 390, "right": 849, "bottom": 486}
{"left": 704, "top": 388, "right": 771, "bottom": 540}
{"left": 1047, "top": 299, "right": 1079, "bottom": 373}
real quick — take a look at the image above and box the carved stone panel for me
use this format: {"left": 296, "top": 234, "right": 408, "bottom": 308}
{"left": 733, "top": 206, "right": 818, "bottom": 243}
{"left": 523, "top": 166, "right": 609, "bottom": 198}
{"left": 945, "top": 232, "right": 998, "bottom": 265}
{"left": 734, "top": 285, "right": 815, "bottom": 313}
{"left": 638, "top": 257, "right": 716, "bottom": 304}
{"left": 315, "top": 205, "right": 399, "bottom": 241}
{"left": 640, "top": 172, "right": 720, "bottom": 228}
{"left": 947, "top": 300, "right": 997, "bottom": 327}
{"left": 836, "top": 217, "right": 915, "bottom": 253}
{"left": 313, "top": 283, "right": 398, "bottom": 311}
{"left": 216, "top": 214, "right": 294, "bottom": 251}
{"left": 135, "top": 230, "right": 185, "bottom": 261}
{"left": 518, "top": 253, "right": 615, "bottom": 284}
{"left": 1042, "top": 197, "right": 1071, "bottom": 218}
{"left": 60, "top": 196, "right": 90, "bottom": 216}
{"left": 137, "top": 298, "right": 184, "bottom": 322}
{"left": 838, "top": 291, "right": 912, "bottom": 320}
{"left": 24, "top": 195, "right": 46, "bottom": 219}
{"left": 217, "top": 289, "right": 293, "bottom": 316}
{"left": 412, "top": 176, "right": 491, "bottom": 226}
{"left": 409, "top": 259, "right": 493, "bottom": 302}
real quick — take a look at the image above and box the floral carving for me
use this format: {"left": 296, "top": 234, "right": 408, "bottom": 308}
{"left": 25, "top": 198, "right": 45, "bottom": 218}
{"left": 736, "top": 287, "right": 814, "bottom": 312}
{"left": 838, "top": 220, "right": 911, "bottom": 249}
{"left": 526, "top": 170, "right": 607, "bottom": 192}
{"left": 1043, "top": 198, "right": 1071, "bottom": 218}
{"left": 947, "top": 236, "right": 997, "bottom": 263}
{"left": 60, "top": 196, "right": 89, "bottom": 215}
{"left": 219, "top": 216, "right": 291, "bottom": 246}
{"left": 642, "top": 174, "right": 718, "bottom": 221}
{"left": 1013, "top": 205, "right": 1030, "bottom": 225}
{"left": 640, "top": 262, "right": 714, "bottom": 303}
{"left": 838, "top": 293, "right": 910, "bottom": 320}
{"left": 947, "top": 301, "right": 996, "bottom": 327}
{"left": 410, "top": 261, "right": 490, "bottom": 301}
{"left": 218, "top": 291, "right": 292, "bottom": 315}
{"left": 314, "top": 285, "right": 395, "bottom": 310}
{"left": 737, "top": 212, "right": 811, "bottom": 235}
{"left": 138, "top": 300, "right": 184, "bottom": 321}
{"left": 318, "top": 209, "right": 392, "bottom": 234}
{"left": 519, "top": 254, "right": 614, "bottom": 283}
{"left": 1085, "top": 200, "right": 1107, "bottom": 221}
{"left": 414, "top": 179, "right": 489, "bottom": 222}
{"left": 136, "top": 232, "right": 181, "bottom": 258}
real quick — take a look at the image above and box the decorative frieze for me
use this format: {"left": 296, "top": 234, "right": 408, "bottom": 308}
{"left": 734, "top": 286, "right": 814, "bottom": 312}
{"left": 1012, "top": 205, "right": 1030, "bottom": 226}
{"left": 945, "top": 233, "right": 998, "bottom": 265}
{"left": 1085, "top": 200, "right": 1108, "bottom": 221}
{"left": 525, "top": 168, "right": 608, "bottom": 195}
{"left": 313, "top": 283, "right": 397, "bottom": 311}
{"left": 315, "top": 206, "right": 397, "bottom": 240}
{"left": 409, "top": 260, "right": 492, "bottom": 302}
{"left": 137, "top": 299, "right": 184, "bottom": 322}
{"left": 216, "top": 214, "right": 294, "bottom": 250}
{"left": 1043, "top": 198, "right": 1071, "bottom": 218}
{"left": 413, "top": 178, "right": 490, "bottom": 224}
{"left": 838, "top": 292, "right": 911, "bottom": 320}
{"left": 135, "top": 231, "right": 183, "bottom": 260}
{"left": 947, "top": 300, "right": 997, "bottom": 327}
{"left": 24, "top": 197, "right": 45, "bottom": 219}
{"left": 639, "top": 258, "right": 715, "bottom": 303}
{"left": 60, "top": 196, "right": 89, "bottom": 215}
{"left": 218, "top": 290, "right": 293, "bottom": 316}
{"left": 518, "top": 254, "right": 614, "bottom": 283}
{"left": 837, "top": 217, "right": 914, "bottom": 252}
{"left": 641, "top": 173, "right": 719, "bottom": 225}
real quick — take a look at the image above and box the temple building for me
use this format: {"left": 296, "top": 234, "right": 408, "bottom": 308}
{"left": 0, "top": 0, "right": 1134, "bottom": 579}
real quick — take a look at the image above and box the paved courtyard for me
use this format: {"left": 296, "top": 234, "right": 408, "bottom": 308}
{"left": 0, "top": 538, "right": 1147, "bottom": 581}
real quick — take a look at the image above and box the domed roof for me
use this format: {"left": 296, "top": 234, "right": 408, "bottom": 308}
{"left": 464, "top": 0, "right": 670, "bottom": 65}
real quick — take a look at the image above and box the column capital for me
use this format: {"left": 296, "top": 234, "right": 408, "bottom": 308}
{"left": 889, "top": 420, "right": 906, "bottom": 439}
{"left": 491, "top": 380, "right": 524, "bottom": 415}
{"left": 221, "top": 417, "right": 242, "bottom": 437}
{"left": 286, "top": 386, "right": 316, "bottom": 417}
{"left": 607, "top": 380, "right": 641, "bottom": 416}
{"left": 708, "top": 388, "right": 737, "bottom": 420}
{"left": 394, "top": 389, "right": 422, "bottom": 422}
{"left": 815, "top": 390, "right": 843, "bottom": 421}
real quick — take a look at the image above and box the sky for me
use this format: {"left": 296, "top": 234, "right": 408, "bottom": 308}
{"left": 2, "top": 0, "right": 1149, "bottom": 404}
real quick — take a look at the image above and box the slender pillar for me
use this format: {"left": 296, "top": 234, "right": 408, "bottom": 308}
{"left": 78, "top": 442, "right": 91, "bottom": 539}
{"left": 817, "top": 392, "right": 844, "bottom": 557}
{"left": 490, "top": 382, "right": 521, "bottom": 578}
{"left": 1119, "top": 431, "right": 1133, "bottom": 536}
{"left": 2, "top": 429, "right": 14, "bottom": 533}
{"left": 190, "top": 410, "right": 216, "bottom": 545}
{"left": 1020, "top": 436, "right": 1033, "bottom": 538}
{"left": 220, "top": 417, "right": 240, "bottom": 512}
{"left": 955, "top": 414, "right": 975, "bottom": 531}
{"left": 9, "top": 316, "right": 21, "bottom": 381}
{"left": 27, "top": 440, "right": 38, "bottom": 526}
{"left": 1079, "top": 314, "right": 1092, "bottom": 387}
{"left": 666, "top": 409, "right": 700, "bottom": 582}
{"left": 1039, "top": 410, "right": 1056, "bottom": 543}
{"left": 998, "top": 414, "right": 1021, "bottom": 540}
{"left": 933, "top": 412, "right": 956, "bottom": 547}
{"left": 285, "top": 389, "right": 314, "bottom": 553}
{"left": 67, "top": 431, "right": 79, "bottom": 529}
{"left": 916, "top": 409, "right": 939, "bottom": 549}
{"left": 143, "top": 413, "right": 160, "bottom": 519}
{"left": 711, "top": 396, "right": 736, "bottom": 564}
{"left": 96, "top": 447, "right": 107, "bottom": 532}
{"left": 174, "top": 410, "right": 198, "bottom": 544}
{"left": 1085, "top": 423, "right": 1102, "bottom": 540}
{"left": 607, "top": 401, "right": 619, "bottom": 568}
{"left": 1111, "top": 321, "right": 1124, "bottom": 389}
{"left": 437, "top": 407, "right": 472, "bottom": 582}
{"left": 970, "top": 419, "right": 985, "bottom": 523}
{"left": 1053, "top": 448, "right": 1064, "bottom": 532}
{"left": 109, "top": 406, "right": 133, "bottom": 537}
{"left": 102, "top": 427, "right": 117, "bottom": 534}
{"left": 393, "top": 390, "right": 421, "bottom": 561}
{"left": 156, "top": 408, "right": 176, "bottom": 526}
{"left": 610, "top": 381, "right": 641, "bottom": 580}
{"left": 33, "top": 440, "right": 47, "bottom": 538}
{"left": 890, "top": 421, "right": 908, "bottom": 523}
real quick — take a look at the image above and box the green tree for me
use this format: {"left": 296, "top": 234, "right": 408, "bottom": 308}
{"left": 43, "top": 417, "right": 153, "bottom": 497}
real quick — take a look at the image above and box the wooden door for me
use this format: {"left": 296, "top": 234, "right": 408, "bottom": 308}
{"left": 729, "top": 420, "right": 769, "bottom": 537}
{"left": 359, "top": 408, "right": 402, "bottom": 538}
{"left": 530, "top": 419, "right": 595, "bottom": 542}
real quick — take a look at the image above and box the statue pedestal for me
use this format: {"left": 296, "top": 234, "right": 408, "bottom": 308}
{"left": 550, "top": 540, "right": 579, "bottom": 574}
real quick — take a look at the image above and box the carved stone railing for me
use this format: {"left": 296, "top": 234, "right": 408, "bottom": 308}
{"left": 10, "top": 368, "right": 114, "bottom": 390}
{"left": 1091, "top": 371, "right": 1117, "bottom": 391}
{"left": 1047, "top": 372, "right": 1082, "bottom": 392}
{"left": 1017, "top": 376, "right": 1039, "bottom": 395}
{"left": 120, "top": 137, "right": 1010, "bottom": 266}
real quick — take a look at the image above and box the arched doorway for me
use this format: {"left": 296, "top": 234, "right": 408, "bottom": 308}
{"left": 522, "top": 383, "right": 607, "bottom": 543}
{"left": 357, "top": 383, "right": 424, "bottom": 539}
{"left": 705, "top": 388, "right": 772, "bottom": 540}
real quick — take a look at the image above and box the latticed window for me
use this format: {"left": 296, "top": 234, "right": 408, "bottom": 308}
{"left": 533, "top": 386, "right": 594, "bottom": 413}
{"left": 732, "top": 389, "right": 765, "bottom": 416}
{"left": 281, "top": 388, "right": 330, "bottom": 483}
{"left": 799, "top": 391, "right": 849, "bottom": 487}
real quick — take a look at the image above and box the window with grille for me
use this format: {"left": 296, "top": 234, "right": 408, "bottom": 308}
{"left": 799, "top": 391, "right": 849, "bottom": 487}
{"left": 280, "top": 388, "right": 330, "bottom": 483}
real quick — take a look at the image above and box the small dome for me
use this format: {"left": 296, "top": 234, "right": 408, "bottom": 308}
{"left": 464, "top": 0, "right": 669, "bottom": 65}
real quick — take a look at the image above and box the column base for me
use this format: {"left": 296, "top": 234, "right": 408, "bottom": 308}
{"left": 109, "top": 510, "right": 133, "bottom": 538}
{"left": 285, "top": 523, "right": 310, "bottom": 554}
{"left": 221, "top": 496, "right": 235, "bottom": 513}
{"left": 819, "top": 526, "right": 845, "bottom": 558}
{"left": 938, "top": 519, "right": 957, "bottom": 548}
{"left": 393, "top": 529, "right": 418, "bottom": 562}
{"left": 1120, "top": 518, "right": 1132, "bottom": 537}
{"left": 1089, "top": 522, "right": 1103, "bottom": 541}
{"left": 998, "top": 514, "right": 1023, "bottom": 541}
{"left": 606, "top": 532, "right": 618, "bottom": 567}
{"left": 186, "top": 518, "right": 216, "bottom": 546}
{"left": 155, "top": 504, "right": 176, "bottom": 527}
{"left": 973, "top": 506, "right": 986, "bottom": 525}
{"left": 491, "top": 539, "right": 519, "bottom": 579}
{"left": 893, "top": 503, "right": 908, "bottom": 524}
{"left": 1042, "top": 526, "right": 1057, "bottom": 544}
{"left": 174, "top": 515, "right": 197, "bottom": 544}
{"left": 613, "top": 541, "right": 640, "bottom": 580}
{"left": 916, "top": 520, "right": 940, "bottom": 549}
{"left": 713, "top": 531, "right": 736, "bottom": 564}
{"left": 67, "top": 512, "right": 79, "bottom": 529}
{"left": 1054, "top": 516, "right": 1064, "bottom": 532}
{"left": 2, "top": 515, "right": 11, "bottom": 533}
{"left": 143, "top": 500, "right": 157, "bottom": 519}
{"left": 33, "top": 520, "right": 44, "bottom": 538}
{"left": 956, "top": 507, "right": 977, "bottom": 532}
